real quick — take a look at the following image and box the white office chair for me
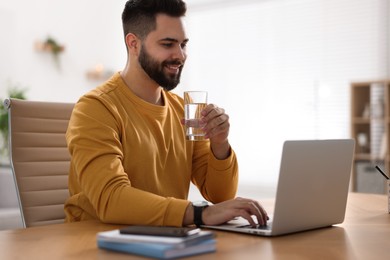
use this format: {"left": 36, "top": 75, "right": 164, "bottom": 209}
{"left": 5, "top": 98, "right": 74, "bottom": 227}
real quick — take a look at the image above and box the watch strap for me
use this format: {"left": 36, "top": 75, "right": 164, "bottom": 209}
{"left": 193, "top": 204, "right": 208, "bottom": 227}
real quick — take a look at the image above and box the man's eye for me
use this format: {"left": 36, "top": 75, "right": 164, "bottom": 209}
{"left": 162, "top": 43, "right": 173, "bottom": 48}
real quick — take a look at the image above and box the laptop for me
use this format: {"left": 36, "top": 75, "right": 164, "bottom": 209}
{"left": 202, "top": 139, "right": 355, "bottom": 236}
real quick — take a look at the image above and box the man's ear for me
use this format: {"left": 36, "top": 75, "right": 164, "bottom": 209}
{"left": 125, "top": 33, "right": 140, "bottom": 55}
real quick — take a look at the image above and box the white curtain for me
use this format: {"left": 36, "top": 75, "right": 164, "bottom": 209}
{"left": 176, "top": 0, "right": 390, "bottom": 185}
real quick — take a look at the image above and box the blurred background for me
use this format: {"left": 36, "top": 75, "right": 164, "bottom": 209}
{"left": 0, "top": 0, "right": 389, "bottom": 228}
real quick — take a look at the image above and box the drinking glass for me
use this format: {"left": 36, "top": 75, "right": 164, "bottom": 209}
{"left": 184, "top": 91, "right": 208, "bottom": 141}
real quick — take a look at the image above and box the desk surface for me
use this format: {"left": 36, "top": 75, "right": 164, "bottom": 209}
{"left": 0, "top": 193, "right": 389, "bottom": 259}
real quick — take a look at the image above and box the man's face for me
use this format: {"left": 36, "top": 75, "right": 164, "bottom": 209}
{"left": 138, "top": 43, "right": 184, "bottom": 91}
{"left": 139, "top": 14, "right": 188, "bottom": 91}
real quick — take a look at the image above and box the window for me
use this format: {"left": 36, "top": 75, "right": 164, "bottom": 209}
{"left": 176, "top": 0, "right": 390, "bottom": 185}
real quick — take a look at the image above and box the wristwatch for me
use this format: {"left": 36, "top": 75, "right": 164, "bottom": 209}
{"left": 192, "top": 201, "right": 209, "bottom": 227}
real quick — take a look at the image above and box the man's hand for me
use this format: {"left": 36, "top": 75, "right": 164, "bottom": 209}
{"left": 200, "top": 104, "right": 231, "bottom": 159}
{"left": 183, "top": 197, "right": 269, "bottom": 227}
{"left": 182, "top": 103, "right": 232, "bottom": 159}
{"left": 202, "top": 197, "right": 269, "bottom": 227}
{"left": 200, "top": 104, "right": 229, "bottom": 142}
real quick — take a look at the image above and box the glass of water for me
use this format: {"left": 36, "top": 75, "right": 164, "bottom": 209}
{"left": 184, "top": 91, "right": 208, "bottom": 141}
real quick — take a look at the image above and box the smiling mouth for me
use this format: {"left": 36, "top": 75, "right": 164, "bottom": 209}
{"left": 165, "top": 64, "right": 182, "bottom": 74}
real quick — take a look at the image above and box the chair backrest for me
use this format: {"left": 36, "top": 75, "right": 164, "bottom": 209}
{"left": 4, "top": 98, "right": 74, "bottom": 227}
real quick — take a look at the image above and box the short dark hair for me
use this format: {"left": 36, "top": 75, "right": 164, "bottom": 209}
{"left": 122, "top": 0, "right": 187, "bottom": 41}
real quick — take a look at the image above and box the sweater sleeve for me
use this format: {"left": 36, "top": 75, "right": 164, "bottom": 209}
{"left": 191, "top": 141, "right": 239, "bottom": 203}
{"left": 66, "top": 97, "right": 189, "bottom": 226}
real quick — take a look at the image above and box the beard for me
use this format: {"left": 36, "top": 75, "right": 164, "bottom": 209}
{"left": 138, "top": 45, "right": 184, "bottom": 91}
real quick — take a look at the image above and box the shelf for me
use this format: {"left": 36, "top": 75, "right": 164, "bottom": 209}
{"left": 352, "top": 117, "right": 385, "bottom": 123}
{"left": 354, "top": 154, "right": 371, "bottom": 160}
{"left": 354, "top": 154, "right": 386, "bottom": 161}
{"left": 351, "top": 80, "right": 389, "bottom": 194}
{"left": 351, "top": 118, "right": 370, "bottom": 124}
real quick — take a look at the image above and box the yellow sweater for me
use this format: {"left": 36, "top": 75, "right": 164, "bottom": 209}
{"left": 64, "top": 73, "right": 238, "bottom": 227}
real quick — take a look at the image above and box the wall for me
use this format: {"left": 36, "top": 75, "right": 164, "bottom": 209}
{"left": 183, "top": 0, "right": 390, "bottom": 185}
{"left": 0, "top": 0, "right": 389, "bottom": 187}
{"left": 0, "top": 0, "right": 126, "bottom": 102}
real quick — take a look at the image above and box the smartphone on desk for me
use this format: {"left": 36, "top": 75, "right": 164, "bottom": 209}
{"left": 119, "top": 226, "right": 201, "bottom": 237}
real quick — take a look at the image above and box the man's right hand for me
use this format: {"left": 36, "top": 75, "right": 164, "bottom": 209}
{"left": 183, "top": 197, "right": 269, "bottom": 227}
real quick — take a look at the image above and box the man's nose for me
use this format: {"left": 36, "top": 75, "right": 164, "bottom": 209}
{"left": 173, "top": 45, "right": 186, "bottom": 61}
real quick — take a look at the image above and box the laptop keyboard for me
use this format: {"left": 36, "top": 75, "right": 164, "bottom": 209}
{"left": 236, "top": 223, "right": 272, "bottom": 230}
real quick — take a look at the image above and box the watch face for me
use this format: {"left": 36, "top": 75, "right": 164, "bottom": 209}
{"left": 193, "top": 201, "right": 208, "bottom": 207}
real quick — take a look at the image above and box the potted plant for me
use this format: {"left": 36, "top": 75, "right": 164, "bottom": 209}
{"left": 34, "top": 36, "right": 65, "bottom": 69}
{"left": 0, "top": 87, "right": 27, "bottom": 165}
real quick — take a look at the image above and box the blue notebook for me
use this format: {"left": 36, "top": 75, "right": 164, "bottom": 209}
{"left": 97, "top": 239, "right": 216, "bottom": 259}
{"left": 97, "top": 229, "right": 214, "bottom": 248}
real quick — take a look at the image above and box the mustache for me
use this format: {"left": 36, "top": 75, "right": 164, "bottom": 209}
{"left": 163, "top": 59, "right": 184, "bottom": 67}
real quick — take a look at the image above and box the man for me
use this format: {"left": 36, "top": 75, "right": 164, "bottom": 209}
{"left": 65, "top": 0, "right": 268, "bottom": 228}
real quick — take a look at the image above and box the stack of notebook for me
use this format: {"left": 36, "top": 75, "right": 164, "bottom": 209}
{"left": 97, "top": 226, "right": 216, "bottom": 259}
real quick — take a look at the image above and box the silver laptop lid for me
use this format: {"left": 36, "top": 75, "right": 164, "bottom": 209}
{"left": 270, "top": 139, "right": 355, "bottom": 235}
